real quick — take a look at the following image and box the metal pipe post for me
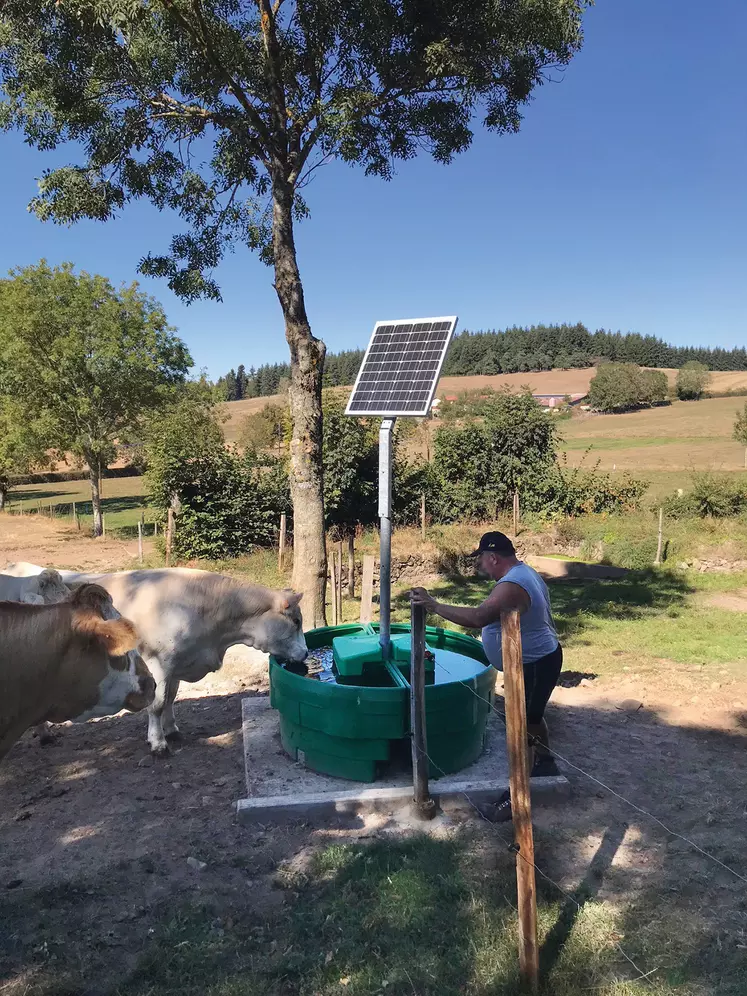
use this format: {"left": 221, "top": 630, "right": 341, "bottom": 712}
{"left": 378, "top": 418, "right": 396, "bottom": 655}
{"left": 410, "top": 600, "right": 436, "bottom": 819}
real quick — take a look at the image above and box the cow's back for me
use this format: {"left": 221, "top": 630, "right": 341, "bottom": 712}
{"left": 78, "top": 569, "right": 221, "bottom": 659}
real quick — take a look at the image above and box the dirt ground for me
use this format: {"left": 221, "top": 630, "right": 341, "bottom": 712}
{"left": 2, "top": 517, "right": 747, "bottom": 993}
{"left": 0, "top": 513, "right": 150, "bottom": 574}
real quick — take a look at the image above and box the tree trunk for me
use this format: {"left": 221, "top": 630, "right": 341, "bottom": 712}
{"left": 87, "top": 455, "right": 103, "bottom": 537}
{"left": 0, "top": 487, "right": 6, "bottom": 512}
{"left": 271, "top": 171, "right": 327, "bottom": 626}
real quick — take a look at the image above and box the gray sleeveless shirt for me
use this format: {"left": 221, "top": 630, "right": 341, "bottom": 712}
{"left": 481, "top": 562, "right": 559, "bottom": 670}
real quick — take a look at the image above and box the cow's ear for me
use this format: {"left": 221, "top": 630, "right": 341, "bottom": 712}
{"left": 279, "top": 591, "right": 303, "bottom": 612}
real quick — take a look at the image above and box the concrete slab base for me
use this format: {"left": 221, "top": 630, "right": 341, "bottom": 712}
{"left": 236, "top": 696, "right": 570, "bottom": 826}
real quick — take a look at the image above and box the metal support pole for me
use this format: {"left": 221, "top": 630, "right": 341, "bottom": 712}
{"left": 410, "top": 600, "right": 436, "bottom": 820}
{"left": 378, "top": 418, "right": 396, "bottom": 656}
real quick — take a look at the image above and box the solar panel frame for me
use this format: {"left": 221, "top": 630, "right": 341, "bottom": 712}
{"left": 344, "top": 315, "right": 458, "bottom": 417}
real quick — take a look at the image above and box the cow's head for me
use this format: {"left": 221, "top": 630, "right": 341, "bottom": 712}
{"left": 252, "top": 590, "right": 307, "bottom": 663}
{"left": 20, "top": 568, "right": 71, "bottom": 605}
{"left": 49, "top": 584, "right": 156, "bottom": 723}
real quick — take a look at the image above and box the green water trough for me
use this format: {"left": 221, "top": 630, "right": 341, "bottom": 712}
{"left": 270, "top": 622, "right": 495, "bottom": 783}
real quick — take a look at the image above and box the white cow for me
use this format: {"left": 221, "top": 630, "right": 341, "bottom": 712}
{"left": 0, "top": 569, "right": 71, "bottom": 604}
{"left": 7, "top": 566, "right": 308, "bottom": 755}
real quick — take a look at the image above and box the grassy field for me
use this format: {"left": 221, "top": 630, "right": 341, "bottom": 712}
{"left": 5, "top": 475, "right": 153, "bottom": 534}
{"left": 559, "top": 396, "right": 747, "bottom": 477}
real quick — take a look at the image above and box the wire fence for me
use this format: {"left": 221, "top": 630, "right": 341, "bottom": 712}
{"left": 435, "top": 653, "right": 747, "bottom": 888}
{"left": 423, "top": 652, "right": 747, "bottom": 986}
{"left": 4, "top": 500, "right": 159, "bottom": 534}
{"left": 417, "top": 731, "right": 656, "bottom": 983}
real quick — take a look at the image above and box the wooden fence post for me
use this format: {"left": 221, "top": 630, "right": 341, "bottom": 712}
{"left": 513, "top": 490, "right": 520, "bottom": 537}
{"left": 337, "top": 539, "right": 344, "bottom": 620}
{"left": 360, "top": 555, "right": 375, "bottom": 625}
{"left": 347, "top": 534, "right": 355, "bottom": 598}
{"left": 138, "top": 520, "right": 144, "bottom": 565}
{"left": 278, "top": 512, "right": 287, "bottom": 571}
{"left": 102, "top": 514, "right": 106, "bottom": 538}
{"left": 73, "top": 502, "right": 79, "bottom": 530}
{"left": 501, "top": 609, "right": 539, "bottom": 993}
{"left": 330, "top": 551, "right": 339, "bottom": 626}
{"left": 654, "top": 507, "right": 664, "bottom": 566}
{"left": 421, "top": 492, "right": 427, "bottom": 541}
{"left": 410, "top": 600, "right": 436, "bottom": 820}
{"left": 166, "top": 508, "right": 174, "bottom": 567}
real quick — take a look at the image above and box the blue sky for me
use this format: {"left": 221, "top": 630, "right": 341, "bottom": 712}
{"left": 0, "top": 0, "right": 745, "bottom": 378}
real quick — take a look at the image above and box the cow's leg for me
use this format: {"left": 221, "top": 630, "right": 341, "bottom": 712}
{"left": 162, "top": 679, "right": 181, "bottom": 742}
{"left": 145, "top": 660, "right": 178, "bottom": 756}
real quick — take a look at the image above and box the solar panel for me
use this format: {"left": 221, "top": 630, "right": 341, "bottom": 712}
{"left": 345, "top": 316, "right": 458, "bottom": 417}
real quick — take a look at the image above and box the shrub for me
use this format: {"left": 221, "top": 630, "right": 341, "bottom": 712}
{"left": 169, "top": 449, "right": 289, "bottom": 559}
{"left": 322, "top": 394, "right": 378, "bottom": 532}
{"left": 675, "top": 361, "right": 710, "bottom": 401}
{"left": 525, "top": 456, "right": 648, "bottom": 519}
{"left": 144, "top": 395, "right": 288, "bottom": 559}
{"left": 432, "top": 390, "right": 557, "bottom": 520}
{"left": 589, "top": 362, "right": 668, "bottom": 412}
{"left": 662, "top": 473, "right": 747, "bottom": 518}
{"left": 238, "top": 403, "right": 290, "bottom": 454}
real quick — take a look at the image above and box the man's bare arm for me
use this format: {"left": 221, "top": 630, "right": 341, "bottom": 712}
{"left": 410, "top": 582, "right": 530, "bottom": 628}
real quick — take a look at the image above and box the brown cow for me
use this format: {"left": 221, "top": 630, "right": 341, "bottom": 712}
{"left": 0, "top": 584, "right": 155, "bottom": 762}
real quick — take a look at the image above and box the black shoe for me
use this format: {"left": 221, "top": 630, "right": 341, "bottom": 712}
{"left": 493, "top": 790, "right": 513, "bottom": 822}
{"left": 531, "top": 754, "right": 560, "bottom": 778}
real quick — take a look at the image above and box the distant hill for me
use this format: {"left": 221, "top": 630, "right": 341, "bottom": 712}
{"left": 216, "top": 324, "right": 747, "bottom": 402}
{"left": 220, "top": 367, "right": 747, "bottom": 443}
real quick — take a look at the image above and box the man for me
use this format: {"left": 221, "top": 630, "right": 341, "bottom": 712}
{"left": 410, "top": 530, "right": 563, "bottom": 820}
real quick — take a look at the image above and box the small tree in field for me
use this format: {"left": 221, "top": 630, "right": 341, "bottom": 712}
{"left": 589, "top": 362, "right": 667, "bottom": 412}
{"left": 734, "top": 402, "right": 747, "bottom": 469}
{"left": 0, "top": 261, "right": 191, "bottom": 534}
{"left": 0, "top": 0, "right": 588, "bottom": 623}
{"left": 0, "top": 398, "right": 49, "bottom": 511}
{"left": 239, "top": 403, "right": 289, "bottom": 456}
{"left": 676, "top": 361, "right": 710, "bottom": 401}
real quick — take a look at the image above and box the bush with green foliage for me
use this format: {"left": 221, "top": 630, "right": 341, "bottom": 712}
{"left": 527, "top": 455, "right": 648, "bottom": 519}
{"left": 432, "top": 390, "right": 557, "bottom": 520}
{"left": 322, "top": 396, "right": 378, "bottom": 533}
{"left": 675, "top": 361, "right": 710, "bottom": 401}
{"left": 662, "top": 473, "right": 747, "bottom": 519}
{"left": 144, "top": 394, "right": 287, "bottom": 559}
{"left": 589, "top": 362, "right": 668, "bottom": 412}
{"left": 430, "top": 390, "right": 647, "bottom": 521}
{"left": 733, "top": 402, "right": 747, "bottom": 460}
{"left": 239, "top": 404, "right": 290, "bottom": 455}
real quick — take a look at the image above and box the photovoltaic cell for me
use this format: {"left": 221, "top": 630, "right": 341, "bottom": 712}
{"left": 345, "top": 316, "right": 458, "bottom": 416}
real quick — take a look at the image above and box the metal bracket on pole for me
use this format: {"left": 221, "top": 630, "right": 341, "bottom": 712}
{"left": 378, "top": 418, "right": 396, "bottom": 656}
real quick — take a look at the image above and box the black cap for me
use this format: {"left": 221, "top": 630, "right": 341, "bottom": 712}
{"left": 469, "top": 531, "right": 516, "bottom": 558}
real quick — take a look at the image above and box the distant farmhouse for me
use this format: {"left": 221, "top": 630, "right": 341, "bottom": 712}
{"left": 436, "top": 391, "right": 588, "bottom": 413}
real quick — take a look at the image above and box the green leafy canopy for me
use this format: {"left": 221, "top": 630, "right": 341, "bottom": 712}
{"left": 0, "top": 0, "right": 588, "bottom": 301}
{"left": 0, "top": 260, "right": 192, "bottom": 469}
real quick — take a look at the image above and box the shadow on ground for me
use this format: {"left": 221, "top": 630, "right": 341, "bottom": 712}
{"left": 1, "top": 676, "right": 746, "bottom": 995}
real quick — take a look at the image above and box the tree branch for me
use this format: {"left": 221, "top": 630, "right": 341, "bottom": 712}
{"left": 159, "top": 0, "right": 274, "bottom": 159}
{"left": 257, "top": 0, "right": 289, "bottom": 167}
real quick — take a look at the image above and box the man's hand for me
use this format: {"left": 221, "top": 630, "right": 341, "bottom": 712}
{"left": 410, "top": 587, "right": 438, "bottom": 613}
